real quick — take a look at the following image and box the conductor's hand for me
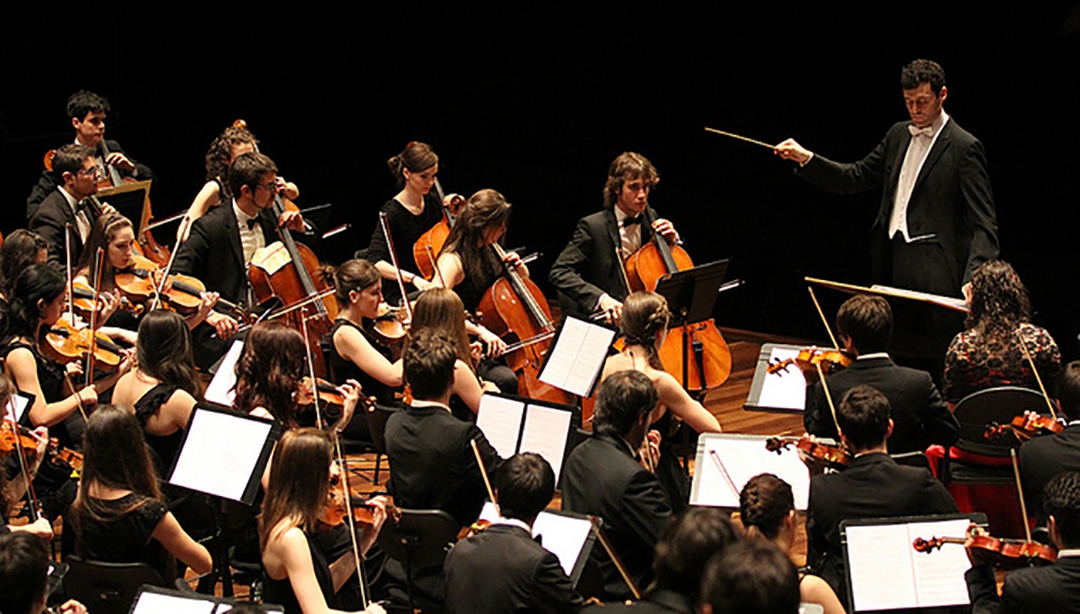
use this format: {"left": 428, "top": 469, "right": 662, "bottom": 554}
{"left": 774, "top": 139, "right": 813, "bottom": 164}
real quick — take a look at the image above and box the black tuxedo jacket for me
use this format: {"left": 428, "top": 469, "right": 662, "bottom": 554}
{"left": 1020, "top": 425, "right": 1080, "bottom": 525}
{"left": 807, "top": 452, "right": 957, "bottom": 608}
{"left": 804, "top": 356, "right": 959, "bottom": 454}
{"left": 549, "top": 207, "right": 657, "bottom": 317}
{"left": 583, "top": 589, "right": 691, "bottom": 613}
{"left": 798, "top": 119, "right": 998, "bottom": 293}
{"left": 967, "top": 557, "right": 1080, "bottom": 613}
{"left": 444, "top": 523, "right": 584, "bottom": 614}
{"left": 26, "top": 139, "right": 155, "bottom": 219}
{"left": 561, "top": 433, "right": 671, "bottom": 601}
{"left": 29, "top": 189, "right": 92, "bottom": 267}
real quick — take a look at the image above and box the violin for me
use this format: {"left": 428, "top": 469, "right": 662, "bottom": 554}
{"left": 622, "top": 208, "right": 731, "bottom": 392}
{"left": 985, "top": 412, "right": 1064, "bottom": 442}
{"left": 319, "top": 470, "right": 396, "bottom": 530}
{"left": 767, "top": 347, "right": 854, "bottom": 377}
{"left": 44, "top": 315, "right": 123, "bottom": 368}
{"left": 71, "top": 280, "right": 143, "bottom": 319}
{"left": 369, "top": 303, "right": 408, "bottom": 351}
{"left": 0, "top": 422, "right": 83, "bottom": 473}
{"left": 298, "top": 377, "right": 377, "bottom": 413}
{"left": 114, "top": 254, "right": 248, "bottom": 320}
{"left": 913, "top": 526, "right": 1057, "bottom": 569}
{"left": 765, "top": 435, "right": 852, "bottom": 467}
{"left": 414, "top": 182, "right": 465, "bottom": 281}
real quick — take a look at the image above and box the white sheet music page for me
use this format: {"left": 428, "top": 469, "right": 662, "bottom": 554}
{"left": 5, "top": 393, "right": 30, "bottom": 423}
{"left": 907, "top": 518, "right": 973, "bottom": 607}
{"left": 520, "top": 404, "right": 573, "bottom": 483}
{"left": 131, "top": 592, "right": 216, "bottom": 614}
{"left": 476, "top": 395, "right": 526, "bottom": 459}
{"left": 538, "top": 316, "right": 615, "bottom": 397}
{"left": 204, "top": 340, "right": 244, "bottom": 407}
{"left": 169, "top": 409, "right": 273, "bottom": 501}
{"left": 477, "top": 502, "right": 590, "bottom": 578}
{"left": 691, "top": 435, "right": 811, "bottom": 510}
{"left": 758, "top": 346, "right": 807, "bottom": 410}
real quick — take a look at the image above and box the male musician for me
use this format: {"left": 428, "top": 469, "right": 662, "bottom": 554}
{"left": 698, "top": 541, "right": 801, "bottom": 614}
{"left": 172, "top": 152, "right": 306, "bottom": 368}
{"left": 384, "top": 328, "right": 503, "bottom": 610}
{"left": 549, "top": 152, "right": 680, "bottom": 321}
{"left": 0, "top": 532, "right": 88, "bottom": 614}
{"left": 27, "top": 90, "right": 154, "bottom": 219}
{"left": 775, "top": 59, "right": 998, "bottom": 300}
{"left": 806, "top": 385, "right": 957, "bottom": 609}
{"left": 444, "top": 452, "right": 584, "bottom": 614}
{"left": 561, "top": 370, "right": 672, "bottom": 602}
{"left": 1020, "top": 362, "right": 1080, "bottom": 526}
{"left": 965, "top": 471, "right": 1080, "bottom": 612}
{"left": 800, "top": 295, "right": 959, "bottom": 454}
{"left": 29, "top": 143, "right": 116, "bottom": 267}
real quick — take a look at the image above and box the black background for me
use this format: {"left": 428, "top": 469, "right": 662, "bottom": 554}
{"left": 3, "top": 5, "right": 1079, "bottom": 360}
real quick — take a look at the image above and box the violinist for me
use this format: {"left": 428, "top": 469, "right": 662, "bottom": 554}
{"left": 698, "top": 541, "right": 801, "bottom": 614}
{"left": 799, "top": 295, "right": 958, "bottom": 455}
{"left": 173, "top": 152, "right": 307, "bottom": 368}
{"left": 433, "top": 189, "right": 523, "bottom": 395}
{"left": 0, "top": 230, "right": 47, "bottom": 301}
{"left": 0, "top": 373, "right": 53, "bottom": 539}
{"left": 549, "top": 151, "right": 680, "bottom": 323}
{"left": 356, "top": 142, "right": 440, "bottom": 306}
{"left": 29, "top": 143, "right": 118, "bottom": 268}
{"left": 599, "top": 291, "right": 721, "bottom": 511}
{"left": 965, "top": 471, "right": 1080, "bottom": 612}
{"left": 26, "top": 90, "right": 154, "bottom": 220}
{"left": 186, "top": 122, "right": 300, "bottom": 233}
{"left": 260, "top": 428, "right": 387, "bottom": 614}
{"left": 806, "top": 385, "right": 957, "bottom": 610}
{"left": 1019, "top": 361, "right": 1080, "bottom": 527}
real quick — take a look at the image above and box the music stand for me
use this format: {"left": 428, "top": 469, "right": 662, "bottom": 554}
{"left": 377, "top": 509, "right": 460, "bottom": 613}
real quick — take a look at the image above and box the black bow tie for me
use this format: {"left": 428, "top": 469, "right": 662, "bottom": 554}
{"left": 245, "top": 218, "right": 258, "bottom": 231}
{"left": 622, "top": 215, "right": 643, "bottom": 228}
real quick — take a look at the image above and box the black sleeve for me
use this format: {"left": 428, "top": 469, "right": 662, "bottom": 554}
{"left": 26, "top": 171, "right": 57, "bottom": 220}
{"left": 921, "top": 374, "right": 960, "bottom": 447}
{"left": 531, "top": 549, "right": 585, "bottom": 613}
{"left": 549, "top": 217, "right": 604, "bottom": 315}
{"left": 795, "top": 126, "right": 894, "bottom": 195}
{"left": 965, "top": 564, "right": 1001, "bottom": 614}
{"left": 172, "top": 217, "right": 211, "bottom": 277}
{"left": 620, "top": 470, "right": 672, "bottom": 557}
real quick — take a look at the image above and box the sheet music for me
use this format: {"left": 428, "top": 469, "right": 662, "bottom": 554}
{"left": 476, "top": 395, "right": 526, "bottom": 459}
{"left": 5, "top": 392, "right": 31, "bottom": 423}
{"left": 846, "top": 517, "right": 971, "bottom": 611}
{"left": 757, "top": 346, "right": 807, "bottom": 410}
{"left": 169, "top": 409, "right": 273, "bottom": 501}
{"left": 204, "top": 340, "right": 244, "bottom": 407}
{"left": 478, "top": 502, "right": 591, "bottom": 577}
{"left": 131, "top": 592, "right": 217, "bottom": 614}
{"left": 520, "top": 403, "right": 573, "bottom": 483}
{"left": 691, "top": 435, "right": 811, "bottom": 509}
{"left": 538, "top": 316, "right": 615, "bottom": 397}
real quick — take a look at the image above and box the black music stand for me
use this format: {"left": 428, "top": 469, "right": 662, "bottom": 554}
{"left": 377, "top": 509, "right": 459, "bottom": 613}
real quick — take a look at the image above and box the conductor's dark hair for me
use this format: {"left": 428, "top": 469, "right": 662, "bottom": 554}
{"left": 603, "top": 152, "right": 659, "bottom": 210}
{"left": 403, "top": 328, "right": 456, "bottom": 401}
{"left": 653, "top": 507, "right": 741, "bottom": 602}
{"left": 0, "top": 532, "right": 50, "bottom": 614}
{"left": 53, "top": 143, "right": 96, "bottom": 179}
{"left": 593, "top": 370, "right": 658, "bottom": 438}
{"left": 836, "top": 294, "right": 893, "bottom": 354}
{"left": 699, "top": 540, "right": 800, "bottom": 614}
{"left": 67, "top": 89, "right": 110, "bottom": 120}
{"left": 495, "top": 452, "right": 555, "bottom": 523}
{"left": 1058, "top": 361, "right": 1080, "bottom": 421}
{"left": 228, "top": 152, "right": 278, "bottom": 200}
{"left": 1045, "top": 472, "right": 1080, "bottom": 549}
{"left": 837, "top": 385, "right": 891, "bottom": 451}
{"left": 900, "top": 59, "right": 946, "bottom": 94}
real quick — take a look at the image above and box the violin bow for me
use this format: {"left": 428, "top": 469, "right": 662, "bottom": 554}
{"left": 379, "top": 211, "right": 414, "bottom": 322}
{"left": 589, "top": 516, "right": 643, "bottom": 600}
{"left": 85, "top": 248, "right": 106, "bottom": 388}
{"left": 1011, "top": 449, "right": 1034, "bottom": 544}
{"left": 1014, "top": 329, "right": 1058, "bottom": 421}
{"left": 425, "top": 244, "right": 447, "bottom": 288}
{"left": 6, "top": 419, "right": 44, "bottom": 524}
{"left": 470, "top": 439, "right": 499, "bottom": 515}
{"left": 816, "top": 362, "right": 842, "bottom": 438}
{"left": 65, "top": 223, "right": 76, "bottom": 325}
{"left": 708, "top": 448, "right": 741, "bottom": 499}
{"left": 150, "top": 215, "right": 192, "bottom": 313}
{"left": 807, "top": 286, "right": 841, "bottom": 350}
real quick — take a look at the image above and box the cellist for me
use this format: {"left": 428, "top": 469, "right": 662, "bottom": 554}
{"left": 549, "top": 151, "right": 680, "bottom": 324}
{"left": 173, "top": 152, "right": 308, "bottom": 369}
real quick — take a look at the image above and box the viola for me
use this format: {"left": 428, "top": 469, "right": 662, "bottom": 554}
{"left": 477, "top": 244, "right": 574, "bottom": 405}
{"left": 767, "top": 347, "right": 854, "bottom": 377}
{"left": 622, "top": 209, "right": 731, "bottom": 392}
{"left": 765, "top": 435, "right": 851, "bottom": 467}
{"left": 913, "top": 529, "right": 1057, "bottom": 569}
{"left": 413, "top": 183, "right": 465, "bottom": 281}
{"left": 985, "top": 412, "right": 1064, "bottom": 442}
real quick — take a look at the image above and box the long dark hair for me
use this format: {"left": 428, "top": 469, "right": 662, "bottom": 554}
{"left": 75, "top": 214, "right": 132, "bottom": 281}
{"left": 3, "top": 264, "right": 65, "bottom": 343}
{"left": 0, "top": 230, "right": 47, "bottom": 300}
{"left": 258, "top": 428, "right": 332, "bottom": 550}
{"left": 233, "top": 322, "right": 305, "bottom": 428}
{"left": 205, "top": 124, "right": 258, "bottom": 195}
{"left": 136, "top": 310, "right": 200, "bottom": 398}
{"left": 409, "top": 288, "right": 473, "bottom": 370}
{"left": 619, "top": 291, "right": 671, "bottom": 370}
{"left": 739, "top": 473, "right": 795, "bottom": 541}
{"left": 966, "top": 260, "right": 1032, "bottom": 346}
{"left": 441, "top": 189, "right": 510, "bottom": 291}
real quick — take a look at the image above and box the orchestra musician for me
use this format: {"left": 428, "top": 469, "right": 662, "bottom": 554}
{"left": 26, "top": 90, "right": 154, "bottom": 220}
{"left": 965, "top": 471, "right": 1080, "bottom": 612}
{"left": 774, "top": 59, "right": 998, "bottom": 300}
{"left": 600, "top": 291, "right": 722, "bottom": 511}
{"left": 806, "top": 385, "right": 957, "bottom": 610}
{"left": 561, "top": 370, "right": 672, "bottom": 602}
{"left": 1019, "top": 362, "right": 1080, "bottom": 527}
{"left": 549, "top": 151, "right": 680, "bottom": 323}
{"left": 356, "top": 141, "right": 440, "bottom": 306}
{"left": 444, "top": 453, "right": 584, "bottom": 614}
{"left": 0, "top": 532, "right": 87, "bottom": 614}
{"left": 0, "top": 373, "right": 53, "bottom": 539}
{"left": 698, "top": 540, "right": 801, "bottom": 614}
{"left": 0, "top": 230, "right": 48, "bottom": 301}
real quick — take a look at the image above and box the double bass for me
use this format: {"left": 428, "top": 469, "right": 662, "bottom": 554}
{"left": 623, "top": 209, "right": 731, "bottom": 391}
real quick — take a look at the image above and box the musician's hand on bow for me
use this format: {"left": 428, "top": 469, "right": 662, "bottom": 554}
{"left": 797, "top": 434, "right": 828, "bottom": 477}
{"left": 22, "top": 516, "right": 55, "bottom": 541}
{"left": 651, "top": 218, "right": 678, "bottom": 244}
{"left": 190, "top": 291, "right": 220, "bottom": 327}
{"left": 479, "top": 328, "right": 506, "bottom": 358}
{"left": 58, "top": 599, "right": 89, "bottom": 614}
{"left": 278, "top": 209, "right": 306, "bottom": 232}
{"left": 335, "top": 379, "right": 363, "bottom": 432}
{"left": 644, "top": 430, "right": 661, "bottom": 469}
{"left": 98, "top": 291, "right": 120, "bottom": 323}
{"left": 29, "top": 426, "right": 49, "bottom": 468}
{"left": 598, "top": 294, "right": 623, "bottom": 326}
{"left": 105, "top": 152, "right": 136, "bottom": 171}
{"left": 774, "top": 139, "right": 812, "bottom": 164}
{"left": 207, "top": 311, "right": 238, "bottom": 340}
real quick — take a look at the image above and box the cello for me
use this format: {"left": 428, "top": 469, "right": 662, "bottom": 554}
{"left": 477, "top": 244, "right": 574, "bottom": 405}
{"left": 623, "top": 209, "right": 731, "bottom": 392}
{"left": 413, "top": 179, "right": 466, "bottom": 281}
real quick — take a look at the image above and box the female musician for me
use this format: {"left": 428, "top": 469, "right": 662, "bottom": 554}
{"left": 2, "top": 264, "right": 129, "bottom": 448}
{"left": 0, "top": 373, "right": 53, "bottom": 539}
{"left": 186, "top": 123, "right": 299, "bottom": 229}
{"left": 260, "top": 428, "right": 386, "bottom": 614}
{"left": 739, "top": 473, "right": 845, "bottom": 614}
{"left": 433, "top": 189, "right": 522, "bottom": 395}
{"left": 0, "top": 229, "right": 47, "bottom": 301}
{"left": 599, "top": 291, "right": 721, "bottom": 510}
{"left": 358, "top": 142, "right": 440, "bottom": 305}
{"left": 65, "top": 404, "right": 211, "bottom": 580}
{"left": 942, "top": 260, "right": 1061, "bottom": 404}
